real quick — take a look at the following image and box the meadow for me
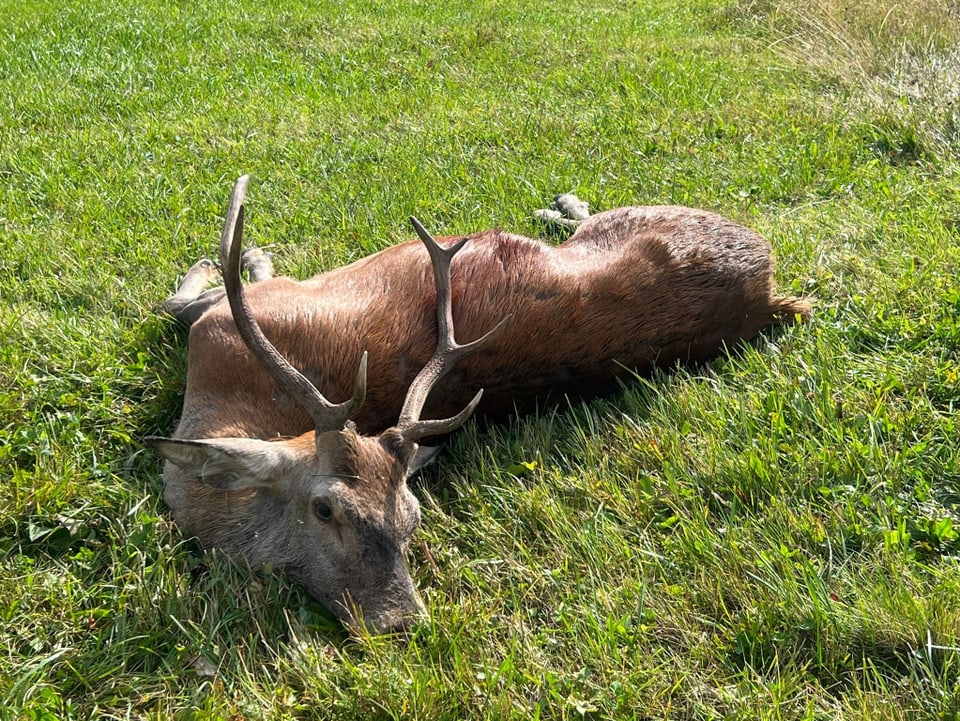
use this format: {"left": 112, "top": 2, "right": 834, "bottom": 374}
{"left": 1, "top": 0, "right": 959, "bottom": 717}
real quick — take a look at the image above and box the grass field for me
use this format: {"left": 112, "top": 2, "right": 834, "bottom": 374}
{"left": 2, "top": 0, "right": 960, "bottom": 718}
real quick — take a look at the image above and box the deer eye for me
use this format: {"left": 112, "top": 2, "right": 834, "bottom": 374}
{"left": 314, "top": 499, "right": 333, "bottom": 522}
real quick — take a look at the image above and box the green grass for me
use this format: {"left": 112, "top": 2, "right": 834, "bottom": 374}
{"left": 2, "top": 0, "right": 960, "bottom": 717}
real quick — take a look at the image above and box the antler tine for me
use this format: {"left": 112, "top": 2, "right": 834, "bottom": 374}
{"left": 220, "top": 175, "right": 367, "bottom": 432}
{"left": 395, "top": 216, "right": 510, "bottom": 442}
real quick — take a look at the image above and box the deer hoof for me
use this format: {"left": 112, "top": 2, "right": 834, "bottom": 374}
{"left": 241, "top": 248, "right": 275, "bottom": 282}
{"left": 190, "top": 258, "right": 221, "bottom": 281}
{"left": 534, "top": 207, "right": 580, "bottom": 232}
{"left": 553, "top": 193, "right": 590, "bottom": 221}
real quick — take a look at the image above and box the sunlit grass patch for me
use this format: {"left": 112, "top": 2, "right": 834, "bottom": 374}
{"left": 3, "top": 0, "right": 960, "bottom": 717}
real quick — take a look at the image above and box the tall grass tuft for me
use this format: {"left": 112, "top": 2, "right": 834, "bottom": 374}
{"left": 753, "top": 0, "right": 960, "bottom": 157}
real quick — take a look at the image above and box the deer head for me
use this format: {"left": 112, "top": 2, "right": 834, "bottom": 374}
{"left": 148, "top": 176, "right": 507, "bottom": 633}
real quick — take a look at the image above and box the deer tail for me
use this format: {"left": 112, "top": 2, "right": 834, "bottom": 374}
{"left": 767, "top": 295, "right": 812, "bottom": 325}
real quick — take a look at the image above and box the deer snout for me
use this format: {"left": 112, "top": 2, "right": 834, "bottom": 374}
{"left": 365, "top": 591, "right": 427, "bottom": 635}
{"left": 341, "top": 566, "right": 427, "bottom": 635}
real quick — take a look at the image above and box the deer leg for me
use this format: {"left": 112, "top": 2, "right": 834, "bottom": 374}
{"left": 241, "top": 248, "right": 274, "bottom": 282}
{"left": 533, "top": 193, "right": 591, "bottom": 232}
{"left": 160, "top": 248, "right": 273, "bottom": 326}
{"left": 162, "top": 248, "right": 275, "bottom": 326}
{"left": 161, "top": 259, "right": 226, "bottom": 326}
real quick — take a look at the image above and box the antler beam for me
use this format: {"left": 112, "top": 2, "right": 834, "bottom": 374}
{"left": 220, "top": 175, "right": 367, "bottom": 432}
{"left": 394, "top": 217, "right": 509, "bottom": 442}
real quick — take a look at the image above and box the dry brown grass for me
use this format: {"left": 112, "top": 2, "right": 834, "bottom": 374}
{"left": 757, "top": 0, "right": 960, "bottom": 156}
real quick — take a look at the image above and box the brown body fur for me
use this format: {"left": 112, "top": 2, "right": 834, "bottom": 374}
{"left": 175, "top": 205, "right": 808, "bottom": 444}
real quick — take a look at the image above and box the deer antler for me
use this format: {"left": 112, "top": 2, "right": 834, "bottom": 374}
{"left": 394, "top": 217, "right": 509, "bottom": 443}
{"left": 220, "top": 175, "right": 367, "bottom": 432}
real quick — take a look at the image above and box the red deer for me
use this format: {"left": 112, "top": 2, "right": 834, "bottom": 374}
{"left": 149, "top": 175, "right": 810, "bottom": 633}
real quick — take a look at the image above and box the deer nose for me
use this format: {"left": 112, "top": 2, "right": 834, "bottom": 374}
{"left": 367, "top": 590, "right": 427, "bottom": 635}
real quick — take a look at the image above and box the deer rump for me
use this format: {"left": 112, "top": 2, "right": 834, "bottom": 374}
{"left": 177, "top": 204, "right": 809, "bottom": 444}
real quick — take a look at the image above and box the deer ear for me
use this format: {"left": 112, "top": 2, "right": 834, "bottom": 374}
{"left": 406, "top": 445, "right": 442, "bottom": 476}
{"left": 146, "top": 436, "right": 296, "bottom": 491}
